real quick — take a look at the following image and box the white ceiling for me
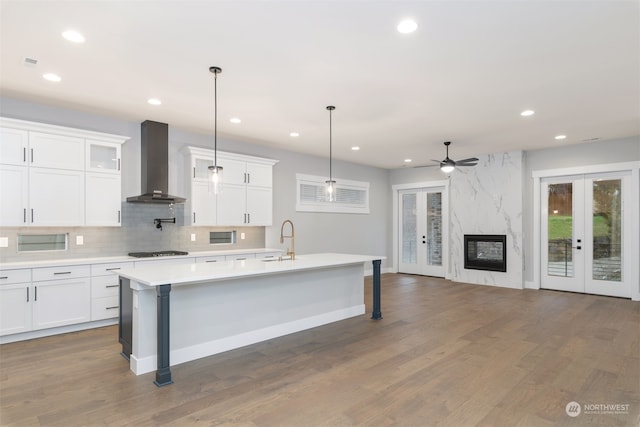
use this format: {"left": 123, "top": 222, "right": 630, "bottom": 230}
{"left": 1, "top": 1, "right": 638, "bottom": 169}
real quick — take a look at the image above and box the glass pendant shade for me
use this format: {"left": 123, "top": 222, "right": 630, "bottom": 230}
{"left": 208, "top": 165, "right": 223, "bottom": 194}
{"left": 325, "top": 179, "right": 336, "bottom": 202}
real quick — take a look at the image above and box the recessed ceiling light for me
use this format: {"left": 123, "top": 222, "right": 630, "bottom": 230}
{"left": 554, "top": 135, "right": 567, "bottom": 140}
{"left": 404, "top": 159, "right": 412, "bottom": 163}
{"left": 520, "top": 109, "right": 535, "bottom": 117}
{"left": 42, "top": 73, "right": 61, "bottom": 82}
{"left": 351, "top": 146, "right": 360, "bottom": 151}
{"left": 62, "top": 30, "right": 85, "bottom": 43}
{"left": 229, "top": 117, "right": 241, "bottom": 124}
{"left": 397, "top": 19, "right": 418, "bottom": 34}
{"left": 289, "top": 132, "right": 299, "bottom": 137}
{"left": 147, "top": 98, "right": 162, "bottom": 106}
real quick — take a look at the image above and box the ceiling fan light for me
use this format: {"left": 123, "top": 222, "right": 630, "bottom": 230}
{"left": 440, "top": 164, "right": 455, "bottom": 173}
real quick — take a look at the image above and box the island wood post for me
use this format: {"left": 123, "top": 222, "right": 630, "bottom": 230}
{"left": 154, "top": 284, "right": 173, "bottom": 387}
{"left": 371, "top": 259, "right": 382, "bottom": 320}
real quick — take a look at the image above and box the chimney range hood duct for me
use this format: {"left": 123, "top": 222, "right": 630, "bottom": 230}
{"left": 126, "top": 120, "right": 186, "bottom": 204}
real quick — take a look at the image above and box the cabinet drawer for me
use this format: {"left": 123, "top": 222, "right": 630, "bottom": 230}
{"left": 91, "top": 276, "right": 120, "bottom": 298}
{"left": 0, "top": 269, "right": 31, "bottom": 285}
{"left": 225, "top": 254, "right": 256, "bottom": 261}
{"left": 255, "top": 252, "right": 282, "bottom": 260}
{"left": 32, "top": 265, "right": 90, "bottom": 282}
{"left": 91, "top": 262, "right": 133, "bottom": 277}
{"left": 195, "top": 256, "right": 226, "bottom": 264}
{"left": 91, "top": 295, "right": 119, "bottom": 321}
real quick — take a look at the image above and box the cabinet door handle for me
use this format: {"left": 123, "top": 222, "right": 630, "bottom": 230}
{"left": 205, "top": 260, "right": 218, "bottom": 263}
{"left": 30, "top": 148, "right": 34, "bottom": 163}
{"left": 247, "top": 173, "right": 250, "bottom": 184}
{"left": 117, "top": 158, "right": 121, "bottom": 171}
{"left": 26, "top": 287, "right": 29, "bottom": 302}
{"left": 235, "top": 257, "right": 246, "bottom": 261}
{"left": 23, "top": 147, "right": 26, "bottom": 162}
{"left": 118, "top": 210, "right": 121, "bottom": 224}
{"left": 193, "top": 167, "right": 196, "bottom": 179}
{"left": 54, "top": 271, "right": 72, "bottom": 275}
{"left": 31, "top": 209, "right": 34, "bottom": 223}
{"left": 0, "top": 276, "right": 7, "bottom": 280}
{"left": 106, "top": 267, "right": 121, "bottom": 271}
{"left": 247, "top": 213, "right": 250, "bottom": 224}
{"left": 23, "top": 208, "right": 26, "bottom": 223}
{"left": 193, "top": 212, "right": 196, "bottom": 223}
{"left": 106, "top": 306, "right": 119, "bottom": 310}
{"left": 106, "top": 284, "right": 119, "bottom": 288}
{"left": 34, "top": 286, "right": 37, "bottom": 301}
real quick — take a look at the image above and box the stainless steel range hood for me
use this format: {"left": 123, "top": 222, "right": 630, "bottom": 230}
{"left": 126, "top": 120, "right": 186, "bottom": 204}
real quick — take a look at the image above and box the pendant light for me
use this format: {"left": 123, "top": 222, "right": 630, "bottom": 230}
{"left": 325, "top": 105, "right": 336, "bottom": 202}
{"left": 208, "top": 66, "right": 223, "bottom": 194}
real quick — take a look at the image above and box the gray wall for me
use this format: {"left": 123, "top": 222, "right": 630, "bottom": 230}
{"left": 0, "top": 97, "right": 390, "bottom": 265}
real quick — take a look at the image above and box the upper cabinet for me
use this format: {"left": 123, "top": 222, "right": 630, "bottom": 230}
{"left": 0, "top": 117, "right": 128, "bottom": 227}
{"left": 184, "top": 146, "right": 278, "bottom": 226}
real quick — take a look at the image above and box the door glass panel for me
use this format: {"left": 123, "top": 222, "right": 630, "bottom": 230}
{"left": 426, "top": 192, "right": 442, "bottom": 266}
{"left": 194, "top": 158, "right": 213, "bottom": 179}
{"left": 402, "top": 193, "right": 417, "bottom": 264}
{"left": 89, "top": 144, "right": 118, "bottom": 170}
{"left": 592, "top": 179, "right": 622, "bottom": 282}
{"left": 547, "top": 183, "right": 573, "bottom": 277}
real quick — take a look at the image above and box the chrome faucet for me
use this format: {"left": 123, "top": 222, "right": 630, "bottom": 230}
{"left": 280, "top": 219, "right": 295, "bottom": 260}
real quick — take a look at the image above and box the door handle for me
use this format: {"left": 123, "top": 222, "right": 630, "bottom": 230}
{"left": 572, "top": 246, "right": 582, "bottom": 250}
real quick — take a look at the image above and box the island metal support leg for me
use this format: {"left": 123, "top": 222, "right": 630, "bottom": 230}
{"left": 154, "top": 284, "right": 173, "bottom": 387}
{"left": 371, "top": 259, "right": 382, "bottom": 320}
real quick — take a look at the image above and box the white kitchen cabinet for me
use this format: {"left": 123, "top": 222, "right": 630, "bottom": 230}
{"left": 29, "top": 167, "right": 84, "bottom": 226}
{"left": 0, "top": 127, "right": 28, "bottom": 166}
{"left": 184, "top": 147, "right": 217, "bottom": 226}
{"left": 32, "top": 278, "right": 91, "bottom": 330}
{"left": 190, "top": 180, "right": 217, "bottom": 225}
{"left": 0, "top": 118, "right": 128, "bottom": 227}
{"left": 184, "top": 146, "right": 277, "bottom": 226}
{"left": 0, "top": 283, "right": 32, "bottom": 335}
{"left": 86, "top": 139, "right": 121, "bottom": 174}
{"left": 86, "top": 172, "right": 121, "bottom": 226}
{"left": 0, "top": 165, "right": 28, "bottom": 226}
{"left": 217, "top": 152, "right": 277, "bottom": 226}
{"left": 29, "top": 132, "right": 85, "bottom": 171}
{"left": 31, "top": 265, "right": 91, "bottom": 330}
{"left": 90, "top": 261, "right": 132, "bottom": 321}
{"left": 0, "top": 269, "right": 33, "bottom": 336}
{"left": 225, "top": 253, "right": 256, "bottom": 261}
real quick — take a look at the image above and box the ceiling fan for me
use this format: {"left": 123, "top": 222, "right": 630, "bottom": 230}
{"left": 423, "top": 141, "right": 479, "bottom": 173}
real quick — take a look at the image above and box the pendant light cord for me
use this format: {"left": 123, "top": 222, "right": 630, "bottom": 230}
{"left": 214, "top": 70, "right": 218, "bottom": 169}
{"left": 329, "top": 107, "right": 332, "bottom": 182}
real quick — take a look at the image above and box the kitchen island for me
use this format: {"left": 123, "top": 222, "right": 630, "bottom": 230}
{"left": 116, "top": 253, "right": 384, "bottom": 386}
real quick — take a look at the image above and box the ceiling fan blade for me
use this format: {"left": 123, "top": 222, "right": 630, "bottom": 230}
{"left": 456, "top": 157, "right": 479, "bottom": 163}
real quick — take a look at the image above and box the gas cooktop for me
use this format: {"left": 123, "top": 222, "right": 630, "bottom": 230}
{"left": 128, "top": 250, "right": 189, "bottom": 258}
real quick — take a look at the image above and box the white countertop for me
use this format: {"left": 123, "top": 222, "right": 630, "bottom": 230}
{"left": 0, "top": 248, "right": 283, "bottom": 270}
{"left": 117, "top": 253, "right": 385, "bottom": 287}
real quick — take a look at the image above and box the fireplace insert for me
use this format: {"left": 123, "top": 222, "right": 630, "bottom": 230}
{"left": 464, "top": 235, "right": 507, "bottom": 272}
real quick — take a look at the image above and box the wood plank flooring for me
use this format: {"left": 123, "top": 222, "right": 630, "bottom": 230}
{"left": 1, "top": 274, "right": 638, "bottom": 426}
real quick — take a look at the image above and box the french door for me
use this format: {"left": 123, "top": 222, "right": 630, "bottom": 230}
{"left": 399, "top": 187, "right": 447, "bottom": 277}
{"left": 541, "top": 172, "right": 632, "bottom": 297}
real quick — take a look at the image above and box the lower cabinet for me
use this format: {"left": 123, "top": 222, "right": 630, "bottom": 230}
{"left": 32, "top": 278, "right": 91, "bottom": 330}
{"left": 0, "top": 283, "right": 32, "bottom": 335}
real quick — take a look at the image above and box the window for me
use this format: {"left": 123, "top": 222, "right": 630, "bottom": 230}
{"left": 296, "top": 174, "right": 369, "bottom": 214}
{"left": 18, "top": 234, "right": 68, "bottom": 252}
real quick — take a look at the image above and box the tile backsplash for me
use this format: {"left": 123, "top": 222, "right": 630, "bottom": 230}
{"left": 0, "top": 203, "right": 265, "bottom": 263}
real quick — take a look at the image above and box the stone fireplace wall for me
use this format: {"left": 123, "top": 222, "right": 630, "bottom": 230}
{"left": 449, "top": 151, "right": 524, "bottom": 288}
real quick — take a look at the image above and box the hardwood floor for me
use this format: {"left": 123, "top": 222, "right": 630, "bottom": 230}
{"left": 1, "top": 274, "right": 638, "bottom": 426}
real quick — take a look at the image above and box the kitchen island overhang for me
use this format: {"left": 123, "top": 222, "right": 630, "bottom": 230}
{"left": 116, "top": 253, "right": 385, "bottom": 386}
